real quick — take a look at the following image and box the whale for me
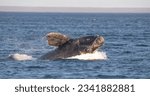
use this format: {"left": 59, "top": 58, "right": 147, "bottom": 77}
{"left": 39, "top": 32, "right": 104, "bottom": 60}
{"left": 2, "top": 32, "right": 104, "bottom": 61}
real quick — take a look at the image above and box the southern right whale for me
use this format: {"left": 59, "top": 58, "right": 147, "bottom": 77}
{"left": 40, "top": 32, "right": 104, "bottom": 60}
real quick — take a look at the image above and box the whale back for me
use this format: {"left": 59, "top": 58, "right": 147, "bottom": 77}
{"left": 46, "top": 32, "right": 69, "bottom": 46}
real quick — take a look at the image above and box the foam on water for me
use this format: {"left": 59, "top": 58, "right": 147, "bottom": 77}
{"left": 9, "top": 53, "right": 34, "bottom": 61}
{"left": 8, "top": 51, "right": 107, "bottom": 61}
{"left": 67, "top": 51, "right": 107, "bottom": 60}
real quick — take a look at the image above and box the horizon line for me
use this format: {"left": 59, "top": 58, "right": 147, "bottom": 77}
{"left": 0, "top": 6, "right": 150, "bottom": 13}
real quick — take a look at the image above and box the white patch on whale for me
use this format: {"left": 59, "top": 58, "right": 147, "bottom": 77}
{"left": 9, "top": 53, "right": 34, "bottom": 61}
{"left": 67, "top": 51, "right": 107, "bottom": 60}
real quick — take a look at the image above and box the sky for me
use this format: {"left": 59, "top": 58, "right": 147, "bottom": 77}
{"left": 0, "top": 0, "right": 150, "bottom": 8}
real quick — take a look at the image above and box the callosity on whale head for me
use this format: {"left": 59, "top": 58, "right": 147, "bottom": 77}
{"left": 39, "top": 32, "right": 104, "bottom": 60}
{"left": 76, "top": 35, "right": 104, "bottom": 54}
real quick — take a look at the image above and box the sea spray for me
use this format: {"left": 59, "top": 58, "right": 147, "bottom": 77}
{"left": 9, "top": 53, "right": 34, "bottom": 61}
{"left": 67, "top": 51, "right": 107, "bottom": 60}
{"left": 8, "top": 51, "right": 107, "bottom": 61}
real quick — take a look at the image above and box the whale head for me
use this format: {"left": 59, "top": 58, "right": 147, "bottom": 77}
{"left": 76, "top": 35, "right": 104, "bottom": 54}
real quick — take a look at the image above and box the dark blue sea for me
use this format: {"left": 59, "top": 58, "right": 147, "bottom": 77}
{"left": 0, "top": 12, "right": 150, "bottom": 79}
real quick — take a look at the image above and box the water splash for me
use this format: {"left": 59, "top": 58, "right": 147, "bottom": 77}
{"left": 8, "top": 53, "right": 34, "bottom": 61}
{"left": 8, "top": 51, "right": 107, "bottom": 61}
{"left": 67, "top": 51, "right": 107, "bottom": 60}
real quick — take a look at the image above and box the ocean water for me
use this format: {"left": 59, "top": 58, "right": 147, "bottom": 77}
{"left": 0, "top": 12, "right": 150, "bottom": 79}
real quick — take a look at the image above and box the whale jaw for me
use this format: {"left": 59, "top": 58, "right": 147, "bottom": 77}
{"left": 76, "top": 35, "right": 104, "bottom": 54}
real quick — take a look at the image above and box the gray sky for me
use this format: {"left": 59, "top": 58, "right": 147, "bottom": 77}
{"left": 0, "top": 0, "right": 150, "bottom": 8}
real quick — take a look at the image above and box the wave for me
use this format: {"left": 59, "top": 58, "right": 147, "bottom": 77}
{"left": 67, "top": 51, "right": 107, "bottom": 60}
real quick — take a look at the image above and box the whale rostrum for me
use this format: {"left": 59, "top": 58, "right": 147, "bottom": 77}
{"left": 40, "top": 32, "right": 104, "bottom": 60}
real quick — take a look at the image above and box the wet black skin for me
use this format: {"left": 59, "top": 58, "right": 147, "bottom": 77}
{"left": 39, "top": 35, "right": 104, "bottom": 60}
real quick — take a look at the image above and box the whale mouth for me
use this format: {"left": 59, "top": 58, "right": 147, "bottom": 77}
{"left": 91, "top": 36, "right": 104, "bottom": 51}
